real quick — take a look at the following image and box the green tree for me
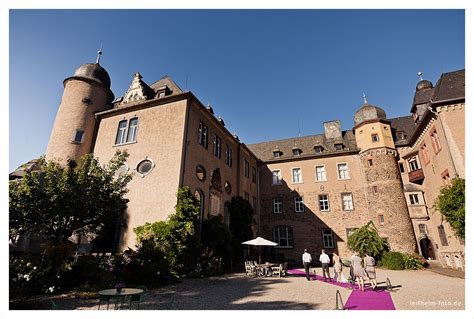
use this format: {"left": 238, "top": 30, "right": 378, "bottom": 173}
{"left": 134, "top": 186, "right": 201, "bottom": 276}
{"left": 347, "top": 221, "right": 388, "bottom": 259}
{"left": 435, "top": 177, "right": 465, "bottom": 239}
{"left": 228, "top": 196, "right": 254, "bottom": 266}
{"left": 9, "top": 150, "right": 132, "bottom": 247}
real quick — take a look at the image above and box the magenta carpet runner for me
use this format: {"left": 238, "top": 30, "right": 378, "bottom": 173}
{"left": 286, "top": 268, "right": 396, "bottom": 310}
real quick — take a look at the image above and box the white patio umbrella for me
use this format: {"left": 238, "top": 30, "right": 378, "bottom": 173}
{"left": 242, "top": 237, "right": 277, "bottom": 263}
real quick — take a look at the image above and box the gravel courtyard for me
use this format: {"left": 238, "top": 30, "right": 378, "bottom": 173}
{"left": 52, "top": 267, "right": 464, "bottom": 310}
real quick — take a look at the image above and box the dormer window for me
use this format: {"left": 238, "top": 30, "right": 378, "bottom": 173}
{"left": 273, "top": 149, "right": 281, "bottom": 158}
{"left": 335, "top": 143, "right": 344, "bottom": 151}
{"left": 292, "top": 148, "right": 302, "bottom": 156}
{"left": 314, "top": 146, "right": 324, "bottom": 154}
{"left": 396, "top": 131, "right": 407, "bottom": 141}
{"left": 156, "top": 85, "right": 171, "bottom": 98}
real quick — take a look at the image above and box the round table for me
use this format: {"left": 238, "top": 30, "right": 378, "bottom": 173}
{"left": 98, "top": 288, "right": 144, "bottom": 310}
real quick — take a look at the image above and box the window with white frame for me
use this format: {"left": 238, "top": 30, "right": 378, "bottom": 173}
{"left": 272, "top": 170, "right": 282, "bottom": 185}
{"left": 272, "top": 226, "right": 294, "bottom": 248}
{"left": 273, "top": 198, "right": 282, "bottom": 214}
{"left": 315, "top": 165, "right": 327, "bottom": 181}
{"left": 115, "top": 120, "right": 127, "bottom": 145}
{"left": 341, "top": 193, "right": 354, "bottom": 211}
{"left": 321, "top": 229, "right": 334, "bottom": 248}
{"left": 73, "top": 130, "right": 84, "bottom": 143}
{"left": 409, "top": 194, "right": 420, "bottom": 205}
{"left": 213, "top": 135, "right": 221, "bottom": 158}
{"left": 319, "top": 194, "right": 330, "bottom": 211}
{"left": 294, "top": 196, "right": 304, "bottom": 213}
{"left": 244, "top": 159, "right": 249, "bottom": 178}
{"left": 408, "top": 157, "right": 419, "bottom": 172}
{"left": 225, "top": 144, "right": 233, "bottom": 167}
{"left": 337, "top": 163, "right": 350, "bottom": 180}
{"left": 126, "top": 117, "right": 139, "bottom": 143}
{"left": 419, "top": 223, "right": 428, "bottom": 236}
{"left": 292, "top": 168, "right": 302, "bottom": 183}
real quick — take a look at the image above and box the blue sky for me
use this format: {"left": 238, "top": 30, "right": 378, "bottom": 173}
{"left": 9, "top": 9, "right": 465, "bottom": 171}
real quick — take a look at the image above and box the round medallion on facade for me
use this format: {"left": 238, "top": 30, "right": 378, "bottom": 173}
{"left": 136, "top": 158, "right": 154, "bottom": 177}
{"left": 224, "top": 181, "right": 232, "bottom": 194}
{"left": 196, "top": 165, "right": 206, "bottom": 181}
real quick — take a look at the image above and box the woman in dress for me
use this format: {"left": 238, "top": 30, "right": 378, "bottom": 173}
{"left": 350, "top": 252, "right": 366, "bottom": 291}
{"left": 364, "top": 253, "right": 377, "bottom": 290}
{"left": 332, "top": 253, "right": 343, "bottom": 283}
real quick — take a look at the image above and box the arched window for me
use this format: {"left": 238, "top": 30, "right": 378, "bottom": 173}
{"left": 194, "top": 188, "right": 205, "bottom": 224}
{"left": 272, "top": 226, "right": 294, "bottom": 248}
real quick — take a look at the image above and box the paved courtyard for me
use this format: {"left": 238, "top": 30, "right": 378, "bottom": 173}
{"left": 50, "top": 266, "right": 464, "bottom": 311}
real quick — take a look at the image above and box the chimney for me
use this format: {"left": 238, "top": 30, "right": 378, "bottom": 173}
{"left": 323, "top": 120, "right": 342, "bottom": 139}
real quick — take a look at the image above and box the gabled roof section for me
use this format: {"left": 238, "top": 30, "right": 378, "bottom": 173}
{"left": 431, "top": 69, "right": 465, "bottom": 104}
{"left": 149, "top": 75, "right": 184, "bottom": 95}
{"left": 389, "top": 115, "right": 417, "bottom": 146}
{"left": 120, "top": 72, "right": 155, "bottom": 105}
{"left": 247, "top": 130, "right": 358, "bottom": 162}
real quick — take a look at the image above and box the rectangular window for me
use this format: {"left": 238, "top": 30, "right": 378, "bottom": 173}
{"left": 408, "top": 157, "right": 419, "bottom": 171}
{"left": 73, "top": 129, "right": 84, "bottom": 143}
{"left": 367, "top": 159, "right": 373, "bottom": 166}
{"left": 442, "top": 170, "right": 452, "bottom": 186}
{"left": 273, "top": 151, "right": 280, "bottom": 158}
{"left": 126, "top": 118, "right": 138, "bottom": 143}
{"left": 115, "top": 120, "right": 127, "bottom": 145}
{"left": 337, "top": 163, "right": 350, "bottom": 180}
{"left": 378, "top": 214, "right": 385, "bottom": 225}
{"left": 371, "top": 133, "right": 380, "bottom": 142}
{"left": 319, "top": 194, "right": 330, "bottom": 211}
{"left": 419, "top": 224, "right": 428, "bottom": 236}
{"left": 321, "top": 229, "right": 334, "bottom": 248}
{"left": 244, "top": 192, "right": 249, "bottom": 202}
{"left": 335, "top": 143, "right": 344, "bottom": 151}
{"left": 372, "top": 186, "right": 378, "bottom": 194}
{"left": 294, "top": 196, "right": 304, "bottom": 213}
{"left": 213, "top": 135, "right": 221, "bottom": 158}
{"left": 272, "top": 170, "right": 282, "bottom": 185}
{"left": 421, "top": 143, "right": 430, "bottom": 165}
{"left": 273, "top": 198, "right": 282, "bottom": 214}
{"left": 431, "top": 130, "right": 442, "bottom": 154}
{"left": 398, "top": 162, "right": 405, "bottom": 173}
{"left": 244, "top": 159, "right": 250, "bottom": 178}
{"left": 225, "top": 144, "right": 233, "bottom": 167}
{"left": 409, "top": 194, "right": 420, "bottom": 205}
{"left": 292, "top": 149, "right": 301, "bottom": 156}
{"left": 273, "top": 226, "right": 293, "bottom": 248}
{"left": 341, "top": 193, "right": 354, "bottom": 211}
{"left": 198, "top": 121, "right": 208, "bottom": 148}
{"left": 252, "top": 196, "right": 257, "bottom": 210}
{"left": 438, "top": 225, "right": 448, "bottom": 246}
{"left": 252, "top": 167, "right": 257, "bottom": 183}
{"left": 292, "top": 168, "right": 302, "bottom": 183}
{"left": 315, "top": 165, "right": 327, "bottom": 182}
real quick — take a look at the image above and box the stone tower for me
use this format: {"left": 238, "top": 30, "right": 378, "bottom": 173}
{"left": 354, "top": 103, "right": 417, "bottom": 253}
{"left": 45, "top": 58, "right": 114, "bottom": 164}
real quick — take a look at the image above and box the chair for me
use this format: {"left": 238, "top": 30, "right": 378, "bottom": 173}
{"left": 271, "top": 264, "right": 282, "bottom": 277}
{"left": 245, "top": 261, "right": 257, "bottom": 277}
{"left": 98, "top": 295, "right": 111, "bottom": 310}
{"left": 130, "top": 285, "right": 147, "bottom": 310}
{"left": 281, "top": 262, "right": 288, "bottom": 277}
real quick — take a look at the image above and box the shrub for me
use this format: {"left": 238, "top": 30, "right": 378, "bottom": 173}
{"left": 380, "top": 251, "right": 405, "bottom": 270}
{"left": 435, "top": 178, "right": 465, "bottom": 239}
{"left": 402, "top": 253, "right": 428, "bottom": 270}
{"left": 347, "top": 221, "right": 389, "bottom": 259}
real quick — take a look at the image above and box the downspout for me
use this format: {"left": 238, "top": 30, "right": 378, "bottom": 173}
{"left": 178, "top": 97, "right": 191, "bottom": 187}
{"left": 256, "top": 162, "right": 261, "bottom": 236}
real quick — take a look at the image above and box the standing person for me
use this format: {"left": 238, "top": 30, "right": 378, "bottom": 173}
{"left": 351, "top": 252, "right": 366, "bottom": 292}
{"left": 319, "top": 249, "right": 331, "bottom": 282}
{"left": 332, "top": 253, "right": 343, "bottom": 283}
{"left": 302, "top": 249, "right": 312, "bottom": 281}
{"left": 364, "top": 253, "right": 377, "bottom": 290}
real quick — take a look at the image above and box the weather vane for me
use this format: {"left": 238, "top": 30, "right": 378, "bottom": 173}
{"left": 417, "top": 71, "right": 423, "bottom": 81}
{"left": 96, "top": 44, "right": 103, "bottom": 64}
{"left": 363, "top": 92, "right": 368, "bottom": 104}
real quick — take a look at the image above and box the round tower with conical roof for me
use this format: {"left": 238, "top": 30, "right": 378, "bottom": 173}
{"left": 45, "top": 58, "right": 114, "bottom": 164}
{"left": 354, "top": 102, "right": 417, "bottom": 253}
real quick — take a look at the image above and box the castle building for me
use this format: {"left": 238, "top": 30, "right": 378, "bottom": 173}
{"left": 10, "top": 56, "right": 465, "bottom": 269}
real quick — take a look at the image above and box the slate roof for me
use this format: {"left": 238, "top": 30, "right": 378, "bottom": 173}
{"left": 149, "top": 75, "right": 184, "bottom": 95}
{"left": 431, "top": 69, "right": 465, "bottom": 103}
{"left": 247, "top": 130, "right": 358, "bottom": 162}
{"left": 9, "top": 159, "right": 42, "bottom": 180}
{"left": 390, "top": 115, "right": 417, "bottom": 146}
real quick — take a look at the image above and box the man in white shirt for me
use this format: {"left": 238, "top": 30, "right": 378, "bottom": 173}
{"left": 302, "top": 249, "right": 312, "bottom": 281}
{"left": 319, "top": 249, "right": 331, "bottom": 281}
